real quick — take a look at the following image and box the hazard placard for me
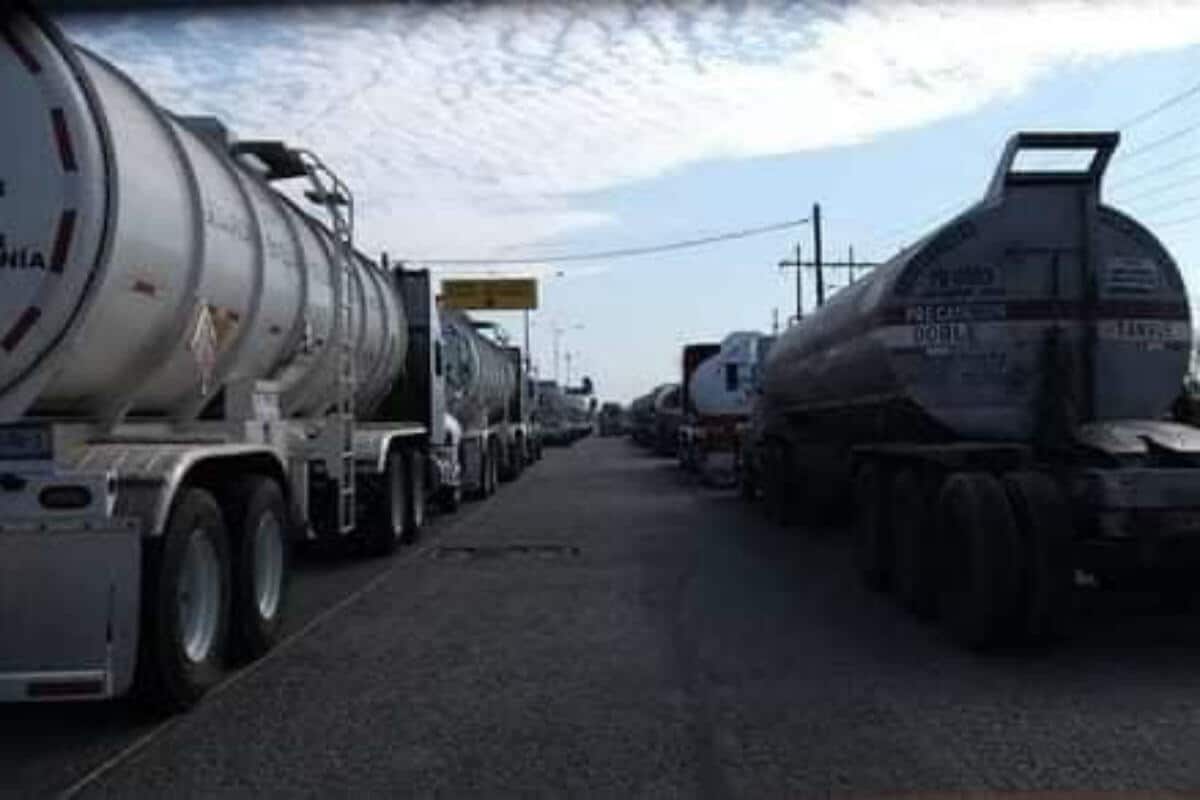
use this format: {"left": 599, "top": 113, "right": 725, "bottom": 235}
{"left": 441, "top": 279, "right": 539, "bottom": 310}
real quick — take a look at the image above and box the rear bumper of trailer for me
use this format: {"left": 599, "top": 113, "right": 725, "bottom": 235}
{"left": 0, "top": 518, "right": 141, "bottom": 702}
{"left": 1076, "top": 468, "right": 1200, "bottom": 572}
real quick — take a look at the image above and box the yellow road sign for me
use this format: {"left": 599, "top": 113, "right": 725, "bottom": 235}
{"left": 441, "top": 278, "right": 539, "bottom": 310}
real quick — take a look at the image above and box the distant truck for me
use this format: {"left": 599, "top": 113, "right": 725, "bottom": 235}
{"left": 651, "top": 383, "right": 683, "bottom": 457}
{"left": 629, "top": 385, "right": 668, "bottom": 447}
{"left": 677, "top": 333, "right": 771, "bottom": 485}
{"left": 597, "top": 402, "right": 626, "bottom": 437}
{"left": 534, "top": 380, "right": 578, "bottom": 446}
{"left": 741, "top": 132, "right": 1200, "bottom": 649}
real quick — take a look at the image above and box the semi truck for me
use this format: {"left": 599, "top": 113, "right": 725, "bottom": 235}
{"left": 439, "top": 310, "right": 532, "bottom": 497}
{"left": 677, "top": 332, "right": 770, "bottom": 486}
{"left": 741, "top": 131, "right": 1200, "bottom": 648}
{"left": 629, "top": 385, "right": 667, "bottom": 447}
{"left": 0, "top": 9, "right": 519, "bottom": 710}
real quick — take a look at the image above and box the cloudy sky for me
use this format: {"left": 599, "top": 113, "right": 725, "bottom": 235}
{"left": 63, "top": 0, "right": 1200, "bottom": 401}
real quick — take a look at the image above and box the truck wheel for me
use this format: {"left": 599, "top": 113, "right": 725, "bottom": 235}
{"left": 853, "top": 462, "right": 890, "bottom": 592}
{"left": 226, "top": 476, "right": 289, "bottom": 661}
{"left": 762, "top": 441, "right": 796, "bottom": 525}
{"left": 362, "top": 450, "right": 406, "bottom": 557}
{"left": 403, "top": 448, "right": 426, "bottom": 542}
{"left": 136, "top": 487, "right": 231, "bottom": 713}
{"left": 936, "top": 472, "right": 1021, "bottom": 650}
{"left": 1003, "top": 471, "right": 1074, "bottom": 642}
{"left": 486, "top": 440, "right": 500, "bottom": 495}
{"left": 890, "top": 469, "right": 938, "bottom": 618}
{"left": 442, "top": 481, "right": 463, "bottom": 513}
{"left": 738, "top": 455, "right": 758, "bottom": 502}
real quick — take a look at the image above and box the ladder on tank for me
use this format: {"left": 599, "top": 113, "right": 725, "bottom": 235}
{"left": 297, "top": 152, "right": 357, "bottom": 536}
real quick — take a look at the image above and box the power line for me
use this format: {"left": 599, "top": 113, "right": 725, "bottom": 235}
{"left": 1154, "top": 208, "right": 1200, "bottom": 228}
{"left": 1116, "top": 76, "right": 1200, "bottom": 130}
{"left": 1109, "top": 150, "right": 1200, "bottom": 190}
{"left": 1118, "top": 119, "right": 1200, "bottom": 162}
{"left": 402, "top": 217, "right": 809, "bottom": 265}
{"left": 1120, "top": 172, "right": 1200, "bottom": 204}
{"left": 1138, "top": 192, "right": 1200, "bottom": 216}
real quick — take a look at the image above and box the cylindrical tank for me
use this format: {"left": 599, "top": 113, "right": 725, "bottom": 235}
{"left": 440, "top": 309, "right": 516, "bottom": 425}
{"left": 0, "top": 11, "right": 405, "bottom": 421}
{"left": 689, "top": 331, "right": 766, "bottom": 417}
{"left": 762, "top": 133, "right": 1192, "bottom": 441}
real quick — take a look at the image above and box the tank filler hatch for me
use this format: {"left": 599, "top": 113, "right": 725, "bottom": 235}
{"left": 984, "top": 131, "right": 1118, "bottom": 202}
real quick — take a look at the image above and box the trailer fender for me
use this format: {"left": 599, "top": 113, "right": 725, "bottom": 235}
{"left": 69, "top": 442, "right": 288, "bottom": 537}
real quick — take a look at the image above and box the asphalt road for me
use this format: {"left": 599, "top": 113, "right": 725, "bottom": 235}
{"left": 7, "top": 436, "right": 1200, "bottom": 798}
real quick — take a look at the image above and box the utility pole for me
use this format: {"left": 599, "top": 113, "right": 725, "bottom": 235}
{"left": 848, "top": 245, "right": 855, "bottom": 284}
{"left": 813, "top": 202, "right": 825, "bottom": 307}
{"left": 777, "top": 244, "right": 804, "bottom": 321}
{"left": 771, "top": 307, "right": 779, "bottom": 335}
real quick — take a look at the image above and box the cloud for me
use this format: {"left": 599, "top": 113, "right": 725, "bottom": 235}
{"left": 62, "top": 0, "right": 1200, "bottom": 262}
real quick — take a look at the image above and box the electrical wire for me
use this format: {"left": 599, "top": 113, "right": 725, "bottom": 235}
{"left": 1109, "top": 151, "right": 1200, "bottom": 190}
{"left": 402, "top": 217, "right": 809, "bottom": 265}
{"left": 1136, "top": 192, "right": 1200, "bottom": 217}
{"left": 1154, "top": 208, "right": 1200, "bottom": 228}
{"left": 1117, "top": 120, "right": 1200, "bottom": 162}
{"left": 1116, "top": 76, "right": 1200, "bottom": 130}
{"left": 1120, "top": 172, "right": 1200, "bottom": 204}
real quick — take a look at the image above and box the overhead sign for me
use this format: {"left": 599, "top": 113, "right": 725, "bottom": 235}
{"left": 441, "top": 278, "right": 539, "bottom": 310}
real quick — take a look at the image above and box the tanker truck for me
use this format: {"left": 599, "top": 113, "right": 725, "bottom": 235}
{"left": 0, "top": 9, "right": 467, "bottom": 710}
{"left": 439, "top": 310, "right": 529, "bottom": 494}
{"left": 742, "top": 131, "right": 1200, "bottom": 649}
{"left": 629, "top": 385, "right": 667, "bottom": 447}
{"left": 677, "top": 332, "right": 771, "bottom": 486}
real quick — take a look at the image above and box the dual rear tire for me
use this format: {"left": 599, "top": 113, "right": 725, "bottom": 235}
{"left": 855, "top": 462, "right": 1075, "bottom": 650}
{"left": 137, "top": 476, "right": 289, "bottom": 713}
{"left": 362, "top": 448, "right": 426, "bottom": 556}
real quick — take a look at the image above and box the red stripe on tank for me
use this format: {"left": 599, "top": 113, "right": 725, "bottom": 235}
{"left": 1, "top": 23, "right": 42, "bottom": 74}
{"left": 51, "top": 109, "right": 78, "bottom": 172}
{"left": 48, "top": 209, "right": 76, "bottom": 274}
{"left": 876, "top": 299, "right": 1190, "bottom": 325}
{"left": 2, "top": 307, "right": 42, "bottom": 353}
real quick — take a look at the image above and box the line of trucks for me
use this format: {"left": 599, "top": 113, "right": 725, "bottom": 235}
{"left": 633, "top": 130, "right": 1200, "bottom": 649}
{"left": 0, "top": 9, "right": 550, "bottom": 711}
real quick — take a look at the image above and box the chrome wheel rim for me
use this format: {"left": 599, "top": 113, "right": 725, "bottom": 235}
{"left": 179, "top": 529, "right": 221, "bottom": 664}
{"left": 254, "top": 511, "right": 284, "bottom": 621}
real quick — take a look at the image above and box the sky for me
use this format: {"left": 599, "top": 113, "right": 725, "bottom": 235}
{"left": 61, "top": 0, "right": 1200, "bottom": 402}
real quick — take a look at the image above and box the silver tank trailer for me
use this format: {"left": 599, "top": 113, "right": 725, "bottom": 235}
{"left": 0, "top": 13, "right": 405, "bottom": 422}
{"left": 762, "top": 132, "right": 1191, "bottom": 441}
{"left": 440, "top": 309, "right": 516, "bottom": 426}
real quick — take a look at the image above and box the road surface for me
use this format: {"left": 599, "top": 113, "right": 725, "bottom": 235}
{"left": 6, "top": 437, "right": 1200, "bottom": 798}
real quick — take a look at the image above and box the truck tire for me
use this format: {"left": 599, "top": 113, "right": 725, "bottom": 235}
{"left": 486, "top": 440, "right": 500, "bottom": 495}
{"left": 226, "top": 476, "right": 288, "bottom": 661}
{"left": 853, "top": 462, "right": 890, "bottom": 592}
{"left": 890, "top": 468, "right": 938, "bottom": 618}
{"left": 403, "top": 448, "right": 426, "bottom": 542}
{"left": 442, "top": 482, "right": 463, "bottom": 513}
{"left": 738, "top": 452, "right": 758, "bottom": 502}
{"left": 936, "top": 472, "right": 1021, "bottom": 650}
{"left": 136, "top": 487, "right": 232, "bottom": 713}
{"left": 1003, "top": 471, "right": 1075, "bottom": 643}
{"left": 765, "top": 440, "right": 803, "bottom": 526}
{"left": 362, "top": 450, "right": 406, "bottom": 557}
